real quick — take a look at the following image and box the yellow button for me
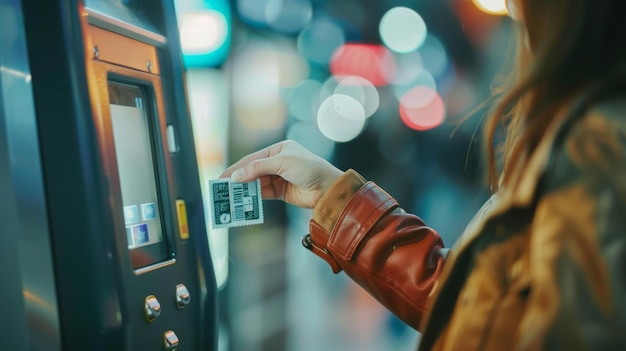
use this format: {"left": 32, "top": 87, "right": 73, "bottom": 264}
{"left": 176, "top": 199, "right": 189, "bottom": 240}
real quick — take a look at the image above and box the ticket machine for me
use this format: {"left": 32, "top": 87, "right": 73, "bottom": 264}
{"left": 0, "top": 0, "right": 218, "bottom": 350}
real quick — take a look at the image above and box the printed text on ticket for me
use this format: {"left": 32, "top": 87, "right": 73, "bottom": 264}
{"left": 208, "top": 178, "right": 264, "bottom": 229}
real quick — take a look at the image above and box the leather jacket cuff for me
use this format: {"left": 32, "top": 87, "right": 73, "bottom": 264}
{"left": 312, "top": 169, "right": 367, "bottom": 233}
{"left": 304, "top": 180, "right": 399, "bottom": 274}
{"left": 303, "top": 169, "right": 366, "bottom": 273}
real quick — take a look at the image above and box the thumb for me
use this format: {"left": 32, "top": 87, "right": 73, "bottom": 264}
{"left": 230, "top": 168, "right": 247, "bottom": 182}
{"left": 231, "top": 157, "right": 283, "bottom": 182}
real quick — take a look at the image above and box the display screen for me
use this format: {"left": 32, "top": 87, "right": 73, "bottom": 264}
{"left": 109, "top": 82, "right": 168, "bottom": 268}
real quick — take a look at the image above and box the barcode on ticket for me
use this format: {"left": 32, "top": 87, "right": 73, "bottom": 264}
{"left": 208, "top": 178, "right": 264, "bottom": 229}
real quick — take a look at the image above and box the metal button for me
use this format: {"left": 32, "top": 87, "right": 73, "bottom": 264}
{"left": 163, "top": 330, "right": 179, "bottom": 351}
{"left": 175, "top": 284, "right": 191, "bottom": 309}
{"left": 144, "top": 295, "right": 161, "bottom": 322}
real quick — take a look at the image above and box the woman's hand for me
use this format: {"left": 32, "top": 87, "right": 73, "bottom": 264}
{"left": 220, "top": 140, "right": 344, "bottom": 209}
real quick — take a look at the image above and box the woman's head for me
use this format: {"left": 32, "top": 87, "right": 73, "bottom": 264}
{"left": 484, "top": 0, "right": 626, "bottom": 191}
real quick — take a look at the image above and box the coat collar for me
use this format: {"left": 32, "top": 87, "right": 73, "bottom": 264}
{"left": 453, "top": 112, "right": 567, "bottom": 251}
{"left": 418, "top": 108, "right": 573, "bottom": 343}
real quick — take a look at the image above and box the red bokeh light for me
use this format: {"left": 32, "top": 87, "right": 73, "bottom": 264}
{"left": 399, "top": 87, "right": 446, "bottom": 130}
{"left": 330, "top": 44, "right": 396, "bottom": 86}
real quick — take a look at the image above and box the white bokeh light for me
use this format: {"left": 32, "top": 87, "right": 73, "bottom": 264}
{"left": 335, "top": 76, "right": 379, "bottom": 118}
{"left": 179, "top": 11, "right": 228, "bottom": 54}
{"left": 320, "top": 76, "right": 380, "bottom": 119}
{"left": 317, "top": 94, "right": 366, "bottom": 142}
{"left": 379, "top": 7, "right": 427, "bottom": 53}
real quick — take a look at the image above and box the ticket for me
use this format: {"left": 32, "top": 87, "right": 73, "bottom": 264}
{"left": 208, "top": 178, "right": 264, "bottom": 229}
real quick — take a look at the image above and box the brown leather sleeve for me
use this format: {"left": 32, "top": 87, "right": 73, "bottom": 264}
{"left": 302, "top": 172, "right": 446, "bottom": 331}
{"left": 313, "top": 169, "right": 367, "bottom": 233}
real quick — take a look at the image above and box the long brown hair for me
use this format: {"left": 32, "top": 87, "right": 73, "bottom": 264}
{"left": 484, "top": 0, "right": 626, "bottom": 192}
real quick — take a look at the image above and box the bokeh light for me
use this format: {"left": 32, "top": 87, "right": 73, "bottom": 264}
{"left": 286, "top": 121, "right": 335, "bottom": 159}
{"left": 399, "top": 87, "right": 446, "bottom": 131}
{"left": 265, "top": 0, "right": 313, "bottom": 33}
{"left": 175, "top": 0, "right": 231, "bottom": 67}
{"left": 231, "top": 43, "right": 286, "bottom": 130}
{"left": 179, "top": 11, "right": 229, "bottom": 54}
{"left": 334, "top": 76, "right": 380, "bottom": 118}
{"left": 329, "top": 44, "right": 395, "bottom": 86}
{"left": 379, "top": 7, "right": 427, "bottom": 53}
{"left": 275, "top": 47, "right": 310, "bottom": 88}
{"left": 297, "top": 18, "right": 345, "bottom": 65}
{"left": 386, "top": 51, "right": 423, "bottom": 85}
{"left": 286, "top": 79, "right": 323, "bottom": 121}
{"left": 317, "top": 94, "right": 366, "bottom": 142}
{"left": 400, "top": 85, "right": 439, "bottom": 110}
{"left": 236, "top": 0, "right": 271, "bottom": 26}
{"left": 391, "top": 68, "right": 437, "bottom": 104}
{"left": 320, "top": 75, "right": 379, "bottom": 119}
{"left": 419, "top": 35, "right": 449, "bottom": 78}
{"left": 472, "top": 0, "right": 508, "bottom": 15}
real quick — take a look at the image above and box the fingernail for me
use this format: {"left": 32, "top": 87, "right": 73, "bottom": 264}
{"left": 231, "top": 168, "right": 245, "bottom": 182}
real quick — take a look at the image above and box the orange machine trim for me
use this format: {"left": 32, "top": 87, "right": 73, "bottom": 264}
{"left": 87, "top": 25, "right": 160, "bottom": 75}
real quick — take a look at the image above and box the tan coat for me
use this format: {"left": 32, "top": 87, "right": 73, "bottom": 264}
{"left": 303, "top": 98, "right": 626, "bottom": 350}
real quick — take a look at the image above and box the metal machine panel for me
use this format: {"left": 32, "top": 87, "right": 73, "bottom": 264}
{"left": 0, "top": 0, "right": 61, "bottom": 350}
{"left": 16, "top": 0, "right": 219, "bottom": 349}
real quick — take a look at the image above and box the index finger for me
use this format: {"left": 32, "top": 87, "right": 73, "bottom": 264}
{"left": 219, "top": 142, "right": 284, "bottom": 178}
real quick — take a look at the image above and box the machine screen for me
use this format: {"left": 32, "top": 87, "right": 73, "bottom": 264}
{"left": 109, "top": 82, "right": 168, "bottom": 268}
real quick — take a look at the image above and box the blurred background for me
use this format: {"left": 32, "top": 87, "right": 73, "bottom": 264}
{"left": 173, "top": 0, "right": 514, "bottom": 350}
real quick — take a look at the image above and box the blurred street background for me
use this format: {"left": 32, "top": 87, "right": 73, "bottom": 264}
{"left": 174, "top": 0, "right": 513, "bottom": 349}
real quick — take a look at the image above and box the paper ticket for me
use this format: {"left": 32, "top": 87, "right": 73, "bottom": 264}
{"left": 208, "top": 178, "right": 264, "bottom": 229}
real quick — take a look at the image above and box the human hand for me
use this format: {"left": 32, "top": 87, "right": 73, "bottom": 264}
{"left": 220, "top": 140, "right": 344, "bottom": 209}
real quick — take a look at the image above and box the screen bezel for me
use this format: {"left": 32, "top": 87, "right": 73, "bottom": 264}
{"left": 89, "top": 59, "right": 177, "bottom": 273}
{"left": 107, "top": 80, "right": 170, "bottom": 268}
